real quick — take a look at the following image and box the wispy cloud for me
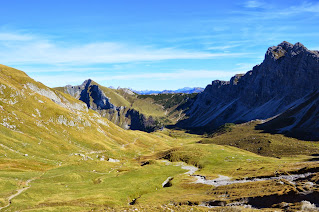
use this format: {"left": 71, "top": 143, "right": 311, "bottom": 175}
{"left": 100, "top": 70, "right": 240, "bottom": 81}
{"left": 207, "top": 44, "right": 241, "bottom": 51}
{"left": 0, "top": 32, "right": 34, "bottom": 41}
{"left": 241, "top": 1, "right": 319, "bottom": 16}
{"left": 231, "top": 0, "right": 319, "bottom": 26}
{"left": 32, "top": 69, "right": 242, "bottom": 87}
{"left": 19, "top": 66, "right": 107, "bottom": 73}
{"left": 0, "top": 32, "right": 248, "bottom": 66}
{"left": 243, "top": 0, "right": 265, "bottom": 9}
{"left": 287, "top": 1, "right": 319, "bottom": 14}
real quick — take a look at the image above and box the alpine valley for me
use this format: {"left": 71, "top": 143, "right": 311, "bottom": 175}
{"left": 1, "top": 41, "right": 319, "bottom": 211}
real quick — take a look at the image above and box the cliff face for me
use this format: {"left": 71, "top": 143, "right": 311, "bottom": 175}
{"left": 178, "top": 42, "right": 319, "bottom": 138}
{"left": 65, "top": 79, "right": 116, "bottom": 110}
{"left": 61, "top": 79, "right": 160, "bottom": 132}
{"left": 257, "top": 91, "right": 319, "bottom": 140}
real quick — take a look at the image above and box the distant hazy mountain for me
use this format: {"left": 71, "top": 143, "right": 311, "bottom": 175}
{"left": 134, "top": 87, "right": 204, "bottom": 95}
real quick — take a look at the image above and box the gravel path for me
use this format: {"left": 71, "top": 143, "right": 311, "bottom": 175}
{"left": 0, "top": 178, "right": 35, "bottom": 211}
{"left": 161, "top": 160, "right": 316, "bottom": 187}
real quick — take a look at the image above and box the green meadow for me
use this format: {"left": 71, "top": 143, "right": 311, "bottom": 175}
{"left": 1, "top": 65, "right": 319, "bottom": 211}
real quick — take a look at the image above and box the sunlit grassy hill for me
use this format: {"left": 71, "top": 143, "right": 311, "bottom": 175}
{"left": 0, "top": 64, "right": 201, "bottom": 210}
{"left": 1, "top": 64, "right": 319, "bottom": 211}
{"left": 0, "top": 65, "right": 184, "bottom": 163}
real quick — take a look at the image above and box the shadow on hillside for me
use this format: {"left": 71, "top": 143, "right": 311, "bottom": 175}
{"left": 256, "top": 123, "right": 319, "bottom": 142}
{"left": 165, "top": 124, "right": 207, "bottom": 135}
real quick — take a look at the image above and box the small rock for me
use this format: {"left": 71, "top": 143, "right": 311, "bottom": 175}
{"left": 162, "top": 177, "right": 173, "bottom": 187}
{"left": 108, "top": 158, "right": 120, "bottom": 163}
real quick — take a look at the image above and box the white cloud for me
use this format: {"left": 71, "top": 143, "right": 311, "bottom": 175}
{"left": 65, "top": 70, "right": 239, "bottom": 82}
{"left": 30, "top": 69, "right": 241, "bottom": 86}
{"left": 20, "top": 66, "right": 106, "bottom": 73}
{"left": 0, "top": 32, "right": 34, "bottom": 41}
{"left": 0, "top": 32, "right": 248, "bottom": 66}
{"left": 207, "top": 44, "right": 241, "bottom": 50}
{"left": 24, "top": 69, "right": 241, "bottom": 89}
{"left": 288, "top": 1, "right": 319, "bottom": 14}
{"left": 241, "top": 1, "right": 319, "bottom": 16}
{"left": 244, "top": 0, "right": 265, "bottom": 8}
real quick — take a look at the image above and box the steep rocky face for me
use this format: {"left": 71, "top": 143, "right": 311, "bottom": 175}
{"left": 178, "top": 42, "right": 319, "bottom": 138}
{"left": 61, "top": 79, "right": 160, "bottom": 132}
{"left": 257, "top": 91, "right": 319, "bottom": 140}
{"left": 65, "top": 79, "right": 115, "bottom": 110}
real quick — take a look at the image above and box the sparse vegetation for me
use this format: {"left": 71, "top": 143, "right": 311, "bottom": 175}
{"left": 199, "top": 120, "right": 319, "bottom": 158}
{"left": 137, "top": 93, "right": 197, "bottom": 110}
{"left": 1, "top": 64, "right": 319, "bottom": 211}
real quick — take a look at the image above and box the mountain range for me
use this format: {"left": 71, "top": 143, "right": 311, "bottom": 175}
{"left": 1, "top": 41, "right": 319, "bottom": 211}
{"left": 134, "top": 87, "right": 204, "bottom": 95}
{"left": 55, "top": 80, "right": 195, "bottom": 132}
{"left": 55, "top": 41, "right": 319, "bottom": 140}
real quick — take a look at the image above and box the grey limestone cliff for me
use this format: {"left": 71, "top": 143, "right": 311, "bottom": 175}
{"left": 61, "top": 79, "right": 159, "bottom": 132}
{"left": 65, "top": 79, "right": 115, "bottom": 110}
{"left": 177, "top": 41, "right": 319, "bottom": 139}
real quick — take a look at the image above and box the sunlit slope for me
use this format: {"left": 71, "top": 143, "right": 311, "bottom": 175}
{"left": 0, "top": 64, "right": 202, "bottom": 210}
{"left": 55, "top": 80, "right": 195, "bottom": 127}
{"left": 0, "top": 64, "right": 191, "bottom": 167}
{"left": 55, "top": 80, "right": 166, "bottom": 117}
{"left": 1, "top": 64, "right": 319, "bottom": 211}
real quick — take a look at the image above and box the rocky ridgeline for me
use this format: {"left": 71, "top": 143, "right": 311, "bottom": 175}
{"left": 66, "top": 79, "right": 115, "bottom": 110}
{"left": 62, "top": 79, "right": 159, "bottom": 132}
{"left": 178, "top": 41, "right": 319, "bottom": 139}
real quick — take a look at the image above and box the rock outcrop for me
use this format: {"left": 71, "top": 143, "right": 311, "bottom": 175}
{"left": 177, "top": 41, "right": 319, "bottom": 139}
{"left": 60, "top": 79, "right": 160, "bottom": 132}
{"left": 257, "top": 91, "right": 319, "bottom": 140}
{"left": 66, "top": 79, "right": 116, "bottom": 110}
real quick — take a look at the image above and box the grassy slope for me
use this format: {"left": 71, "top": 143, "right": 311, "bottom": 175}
{"left": 0, "top": 65, "right": 198, "bottom": 210}
{"left": 199, "top": 121, "right": 319, "bottom": 158}
{"left": 137, "top": 93, "right": 197, "bottom": 122}
{"left": 56, "top": 81, "right": 167, "bottom": 118}
{"left": 1, "top": 65, "right": 319, "bottom": 211}
{"left": 92, "top": 82, "right": 196, "bottom": 121}
{"left": 56, "top": 82, "right": 196, "bottom": 126}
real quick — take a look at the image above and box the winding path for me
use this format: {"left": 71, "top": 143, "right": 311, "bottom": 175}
{"left": 0, "top": 178, "right": 35, "bottom": 211}
{"left": 193, "top": 172, "right": 315, "bottom": 187}
{"left": 162, "top": 160, "right": 316, "bottom": 187}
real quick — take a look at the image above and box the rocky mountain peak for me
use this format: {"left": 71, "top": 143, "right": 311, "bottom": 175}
{"left": 81, "top": 79, "right": 93, "bottom": 87}
{"left": 178, "top": 41, "right": 319, "bottom": 139}
{"left": 265, "top": 41, "right": 310, "bottom": 61}
{"left": 278, "top": 40, "right": 294, "bottom": 49}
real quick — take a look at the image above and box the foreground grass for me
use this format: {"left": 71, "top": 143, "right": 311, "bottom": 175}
{"left": 1, "top": 127, "right": 319, "bottom": 211}
{"left": 1, "top": 65, "right": 319, "bottom": 211}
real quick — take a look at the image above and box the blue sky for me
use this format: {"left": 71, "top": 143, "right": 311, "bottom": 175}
{"left": 0, "top": 0, "right": 318, "bottom": 90}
